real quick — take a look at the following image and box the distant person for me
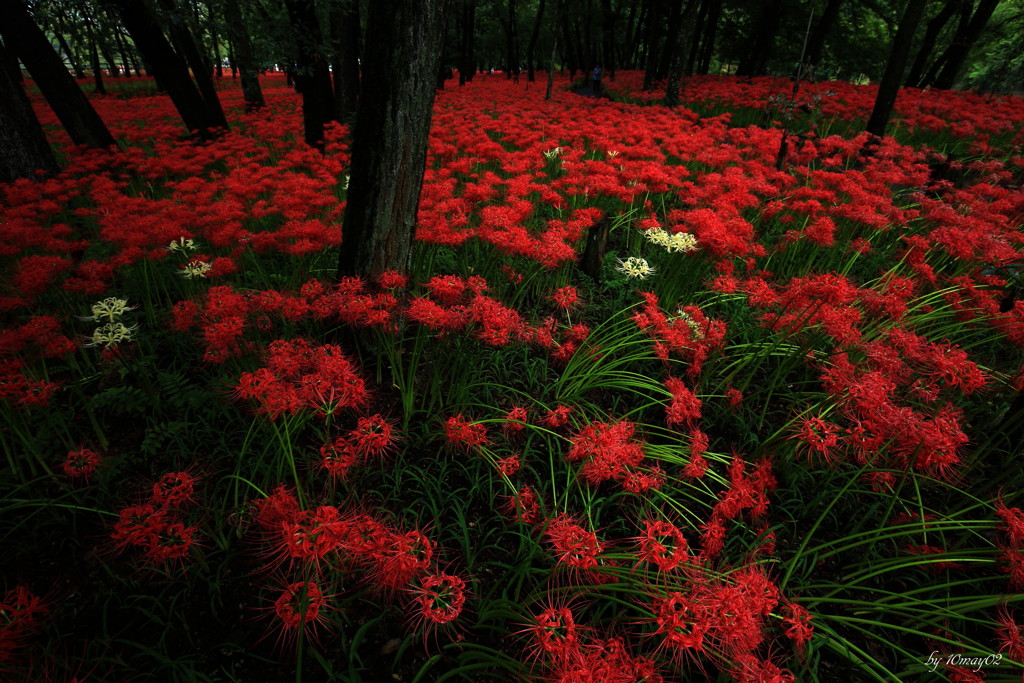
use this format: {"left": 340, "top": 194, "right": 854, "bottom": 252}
{"left": 592, "top": 66, "right": 602, "bottom": 95}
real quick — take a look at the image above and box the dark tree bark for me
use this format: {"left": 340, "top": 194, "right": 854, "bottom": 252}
{"left": 696, "top": 0, "right": 720, "bottom": 74}
{"left": 112, "top": 25, "right": 133, "bottom": 75}
{"left": 526, "top": 0, "right": 545, "bottom": 81}
{"left": 599, "top": 0, "right": 616, "bottom": 78}
{"left": 157, "top": 0, "right": 229, "bottom": 130}
{"left": 502, "top": 0, "right": 520, "bottom": 80}
{"left": 866, "top": 0, "right": 928, "bottom": 137}
{"left": 656, "top": 0, "right": 686, "bottom": 80}
{"left": 329, "top": 0, "right": 360, "bottom": 121}
{"left": 684, "top": 0, "right": 709, "bottom": 76}
{"left": 930, "top": 0, "right": 999, "bottom": 90}
{"left": 337, "top": 0, "right": 450, "bottom": 279}
{"left": 0, "top": 41, "right": 59, "bottom": 181}
{"left": 736, "top": 0, "right": 783, "bottom": 76}
{"left": 804, "top": 0, "right": 844, "bottom": 70}
{"left": 906, "top": 0, "right": 960, "bottom": 87}
{"left": 107, "top": 0, "right": 223, "bottom": 137}
{"left": 222, "top": 0, "right": 265, "bottom": 110}
{"left": 622, "top": 0, "right": 644, "bottom": 68}
{"left": 459, "top": 0, "right": 476, "bottom": 85}
{"left": 642, "top": 0, "right": 664, "bottom": 89}
{"left": 283, "top": 0, "right": 335, "bottom": 150}
{"left": 54, "top": 29, "right": 85, "bottom": 79}
{"left": 97, "top": 22, "right": 120, "bottom": 76}
{"left": 0, "top": 0, "right": 116, "bottom": 148}
{"left": 86, "top": 18, "right": 106, "bottom": 95}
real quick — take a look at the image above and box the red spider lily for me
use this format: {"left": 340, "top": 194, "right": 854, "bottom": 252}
{"left": 269, "top": 579, "right": 331, "bottom": 650}
{"left": 635, "top": 520, "right": 690, "bottom": 572}
{"left": 318, "top": 437, "right": 359, "bottom": 480}
{"left": 424, "top": 274, "right": 467, "bottom": 305}
{"left": 377, "top": 270, "right": 408, "bottom": 290}
{"left": 494, "top": 453, "right": 521, "bottom": 477}
{"left": 664, "top": 377, "right": 701, "bottom": 429}
{"left": 0, "top": 584, "right": 48, "bottom": 667}
{"left": 540, "top": 404, "right": 574, "bottom": 429}
{"left": 550, "top": 286, "right": 581, "bottom": 311}
{"left": 407, "top": 572, "right": 467, "bottom": 630}
{"left": 61, "top": 448, "right": 101, "bottom": 482}
{"left": 369, "top": 529, "right": 434, "bottom": 591}
{"left": 782, "top": 602, "right": 814, "bottom": 653}
{"left": 524, "top": 605, "right": 584, "bottom": 663}
{"left": 651, "top": 591, "right": 711, "bottom": 653}
{"left": 502, "top": 406, "right": 529, "bottom": 435}
{"left": 111, "top": 504, "right": 167, "bottom": 553}
{"left": 792, "top": 416, "right": 841, "bottom": 465}
{"left": 349, "top": 414, "right": 398, "bottom": 459}
{"left": 994, "top": 606, "right": 1024, "bottom": 662}
{"left": 544, "top": 514, "right": 603, "bottom": 571}
{"left": 444, "top": 414, "right": 488, "bottom": 450}
{"left": 500, "top": 485, "right": 542, "bottom": 525}
{"left": 684, "top": 429, "right": 710, "bottom": 480}
{"left": 151, "top": 470, "right": 199, "bottom": 509}
{"left": 144, "top": 521, "right": 199, "bottom": 565}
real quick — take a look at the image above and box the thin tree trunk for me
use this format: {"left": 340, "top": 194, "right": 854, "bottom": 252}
{"left": 737, "top": 0, "right": 783, "bottom": 76}
{"left": 329, "top": 0, "right": 360, "bottom": 122}
{"left": 642, "top": 0, "right": 663, "bottom": 89}
{"left": 865, "top": 0, "right": 928, "bottom": 137}
{"left": 112, "top": 25, "right": 132, "bottom": 76}
{"left": 107, "top": 0, "right": 219, "bottom": 137}
{"left": 526, "top": 0, "right": 546, "bottom": 82}
{"left": 338, "top": 0, "right": 450, "bottom": 279}
{"left": 0, "top": 0, "right": 116, "bottom": 148}
{"left": 283, "top": 0, "right": 335, "bottom": 149}
{"left": 86, "top": 18, "right": 106, "bottom": 95}
{"left": 222, "top": 0, "right": 264, "bottom": 110}
{"left": 908, "top": 0, "right": 962, "bottom": 87}
{"left": 931, "top": 0, "right": 998, "bottom": 90}
{"left": 459, "top": 0, "right": 476, "bottom": 84}
{"left": 0, "top": 41, "right": 59, "bottom": 181}
{"left": 697, "top": 0, "right": 721, "bottom": 74}
{"left": 804, "top": 0, "right": 844, "bottom": 70}
{"left": 157, "top": 0, "right": 229, "bottom": 130}
{"left": 55, "top": 30, "right": 85, "bottom": 79}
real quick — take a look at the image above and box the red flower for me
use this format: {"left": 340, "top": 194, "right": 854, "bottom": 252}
{"left": 350, "top": 414, "right": 398, "bottom": 459}
{"left": 636, "top": 520, "right": 690, "bottom": 572}
{"left": 545, "top": 514, "right": 602, "bottom": 570}
{"left": 62, "top": 448, "right": 101, "bottom": 481}
{"left": 444, "top": 414, "right": 489, "bottom": 450}
{"left": 550, "top": 286, "right": 581, "bottom": 310}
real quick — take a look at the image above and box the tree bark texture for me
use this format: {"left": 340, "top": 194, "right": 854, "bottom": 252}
{"left": 338, "top": 0, "right": 450, "bottom": 279}
{"left": 0, "top": 0, "right": 116, "bottom": 148}
{"left": 329, "top": 0, "right": 360, "bottom": 121}
{"left": 283, "top": 0, "right": 335, "bottom": 150}
{"left": 157, "top": 0, "right": 229, "bottom": 130}
{"left": 866, "top": 0, "right": 928, "bottom": 137}
{"left": 0, "top": 42, "right": 59, "bottom": 182}
{"left": 930, "top": 0, "right": 999, "bottom": 90}
{"left": 222, "top": 0, "right": 265, "bottom": 110}
{"left": 107, "top": 0, "right": 222, "bottom": 137}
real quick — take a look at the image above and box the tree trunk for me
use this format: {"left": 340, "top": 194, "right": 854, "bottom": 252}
{"left": 222, "top": 0, "right": 265, "bottom": 111}
{"left": 55, "top": 30, "right": 86, "bottom": 80}
{"left": 157, "top": 0, "right": 229, "bottom": 130}
{"left": 865, "top": 0, "right": 928, "bottom": 137}
{"left": 329, "top": 0, "right": 360, "bottom": 122}
{"left": 805, "top": 0, "right": 844, "bottom": 70}
{"left": 930, "top": 0, "right": 999, "bottom": 90}
{"left": 600, "top": 0, "right": 616, "bottom": 78}
{"left": 0, "top": 0, "right": 116, "bottom": 149}
{"left": 459, "top": 0, "right": 476, "bottom": 84}
{"left": 908, "top": 0, "right": 962, "bottom": 87}
{"left": 696, "top": 0, "right": 721, "bottom": 74}
{"left": 107, "top": 0, "right": 220, "bottom": 137}
{"left": 684, "top": 0, "right": 708, "bottom": 76}
{"left": 112, "top": 25, "right": 133, "bottom": 76}
{"left": 642, "top": 0, "right": 663, "bottom": 89}
{"left": 736, "top": 0, "right": 783, "bottom": 76}
{"left": 526, "top": 0, "right": 546, "bottom": 82}
{"left": 86, "top": 18, "right": 106, "bottom": 95}
{"left": 337, "top": 0, "right": 450, "bottom": 280}
{"left": 656, "top": 0, "right": 686, "bottom": 80}
{"left": 504, "top": 0, "right": 520, "bottom": 80}
{"left": 283, "top": 0, "right": 335, "bottom": 150}
{"left": 0, "top": 41, "right": 59, "bottom": 182}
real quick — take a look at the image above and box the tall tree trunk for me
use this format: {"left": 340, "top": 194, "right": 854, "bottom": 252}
{"left": 112, "top": 25, "right": 132, "bottom": 76}
{"left": 157, "top": 0, "right": 229, "bottom": 130}
{"left": 337, "top": 0, "right": 450, "bottom": 279}
{"left": 504, "top": 0, "right": 519, "bottom": 79}
{"left": 54, "top": 29, "right": 86, "bottom": 79}
{"left": 804, "top": 0, "right": 844, "bottom": 70}
{"left": 696, "top": 0, "right": 721, "bottom": 74}
{"left": 329, "top": 0, "right": 360, "bottom": 122}
{"left": 685, "top": 0, "right": 708, "bottom": 76}
{"left": 931, "top": 0, "right": 998, "bottom": 90}
{"left": 642, "top": 0, "right": 664, "bottom": 89}
{"left": 866, "top": 0, "right": 928, "bottom": 137}
{"left": 283, "top": 0, "right": 335, "bottom": 150}
{"left": 656, "top": 0, "right": 686, "bottom": 79}
{"left": 526, "top": 0, "right": 546, "bottom": 82}
{"left": 600, "top": 0, "right": 616, "bottom": 78}
{"left": 86, "top": 18, "right": 106, "bottom": 95}
{"left": 97, "top": 24, "right": 119, "bottom": 77}
{"left": 107, "top": 0, "right": 220, "bottom": 137}
{"left": 0, "top": 41, "right": 59, "bottom": 181}
{"left": 908, "top": 0, "right": 962, "bottom": 87}
{"left": 736, "top": 0, "right": 783, "bottom": 76}
{"left": 622, "top": 0, "right": 643, "bottom": 69}
{"left": 0, "top": 0, "right": 116, "bottom": 148}
{"left": 222, "top": 0, "right": 264, "bottom": 111}
{"left": 459, "top": 0, "right": 476, "bottom": 84}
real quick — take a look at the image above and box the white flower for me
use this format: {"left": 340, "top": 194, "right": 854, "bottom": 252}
{"left": 88, "top": 322, "right": 137, "bottom": 348}
{"left": 666, "top": 232, "right": 699, "bottom": 254}
{"left": 82, "top": 297, "right": 134, "bottom": 323}
{"left": 167, "top": 237, "right": 197, "bottom": 254}
{"left": 644, "top": 227, "right": 671, "bottom": 248}
{"left": 606, "top": 150, "right": 619, "bottom": 158}
{"left": 180, "top": 259, "right": 213, "bottom": 279}
{"left": 543, "top": 146, "right": 564, "bottom": 161}
{"left": 616, "top": 256, "right": 655, "bottom": 279}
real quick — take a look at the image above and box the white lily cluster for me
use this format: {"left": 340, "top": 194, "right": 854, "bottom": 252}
{"left": 166, "top": 237, "right": 197, "bottom": 254}
{"left": 644, "top": 227, "right": 699, "bottom": 254}
{"left": 180, "top": 258, "right": 214, "bottom": 279}
{"left": 83, "top": 297, "right": 137, "bottom": 349}
{"left": 543, "top": 146, "right": 564, "bottom": 161}
{"left": 616, "top": 256, "right": 655, "bottom": 279}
